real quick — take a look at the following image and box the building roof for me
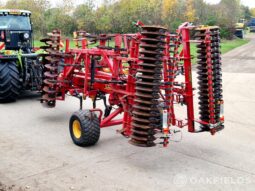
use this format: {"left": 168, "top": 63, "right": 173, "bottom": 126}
{"left": 0, "top": 9, "right": 31, "bottom": 15}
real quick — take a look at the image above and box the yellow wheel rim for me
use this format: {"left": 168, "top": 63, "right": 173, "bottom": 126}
{"left": 73, "top": 120, "right": 82, "bottom": 139}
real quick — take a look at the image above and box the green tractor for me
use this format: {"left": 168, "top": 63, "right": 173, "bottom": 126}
{"left": 0, "top": 9, "right": 43, "bottom": 102}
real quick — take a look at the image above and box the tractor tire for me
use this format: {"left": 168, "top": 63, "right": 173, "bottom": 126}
{"left": 69, "top": 110, "right": 100, "bottom": 147}
{"left": 0, "top": 61, "right": 21, "bottom": 102}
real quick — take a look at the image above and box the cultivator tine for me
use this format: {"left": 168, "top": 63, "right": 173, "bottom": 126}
{"left": 195, "top": 27, "right": 224, "bottom": 133}
{"left": 40, "top": 29, "right": 62, "bottom": 108}
{"left": 129, "top": 25, "right": 167, "bottom": 147}
{"left": 47, "top": 32, "right": 61, "bottom": 37}
{"left": 73, "top": 31, "right": 87, "bottom": 48}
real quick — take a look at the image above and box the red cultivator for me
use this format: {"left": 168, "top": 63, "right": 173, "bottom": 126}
{"left": 40, "top": 22, "right": 224, "bottom": 147}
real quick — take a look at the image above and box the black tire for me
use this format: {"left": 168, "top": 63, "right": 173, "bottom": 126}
{"left": 0, "top": 61, "right": 21, "bottom": 102}
{"left": 69, "top": 110, "right": 100, "bottom": 147}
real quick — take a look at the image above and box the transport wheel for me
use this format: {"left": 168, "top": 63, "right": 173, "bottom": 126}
{"left": 0, "top": 61, "right": 21, "bottom": 102}
{"left": 69, "top": 110, "right": 100, "bottom": 147}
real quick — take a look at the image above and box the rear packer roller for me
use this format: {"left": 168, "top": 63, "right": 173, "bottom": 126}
{"left": 195, "top": 27, "right": 224, "bottom": 132}
{"left": 129, "top": 26, "right": 167, "bottom": 147}
{"left": 40, "top": 30, "right": 62, "bottom": 108}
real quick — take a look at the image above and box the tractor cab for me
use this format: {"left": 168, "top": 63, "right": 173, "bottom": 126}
{"left": 0, "top": 9, "right": 43, "bottom": 102}
{"left": 0, "top": 9, "right": 33, "bottom": 52}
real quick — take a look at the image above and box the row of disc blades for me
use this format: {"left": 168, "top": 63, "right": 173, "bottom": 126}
{"left": 167, "top": 34, "right": 181, "bottom": 122}
{"left": 129, "top": 25, "right": 167, "bottom": 147}
{"left": 195, "top": 27, "right": 223, "bottom": 131}
{"left": 40, "top": 30, "right": 62, "bottom": 108}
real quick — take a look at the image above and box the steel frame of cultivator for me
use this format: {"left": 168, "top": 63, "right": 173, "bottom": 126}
{"left": 40, "top": 22, "right": 224, "bottom": 148}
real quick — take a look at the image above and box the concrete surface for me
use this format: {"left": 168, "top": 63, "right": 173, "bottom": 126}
{"left": 1, "top": 34, "right": 255, "bottom": 191}
{"left": 223, "top": 33, "right": 255, "bottom": 73}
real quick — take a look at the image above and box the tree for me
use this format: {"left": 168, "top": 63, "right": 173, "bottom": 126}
{"left": 162, "top": 0, "right": 189, "bottom": 31}
{"left": 217, "top": 0, "right": 241, "bottom": 23}
{"left": 1, "top": 0, "right": 246, "bottom": 39}
{"left": 143, "top": 0, "right": 163, "bottom": 25}
{"left": 99, "top": 0, "right": 154, "bottom": 33}
{"left": 44, "top": 8, "right": 77, "bottom": 36}
{"left": 251, "top": 8, "right": 255, "bottom": 17}
{"left": 184, "top": 0, "right": 196, "bottom": 22}
{"left": 216, "top": 0, "right": 241, "bottom": 39}
{"left": 73, "top": 1, "right": 96, "bottom": 32}
{"left": 94, "top": 5, "right": 113, "bottom": 33}
{"left": 241, "top": 6, "right": 252, "bottom": 20}
{"left": 193, "top": 0, "right": 206, "bottom": 23}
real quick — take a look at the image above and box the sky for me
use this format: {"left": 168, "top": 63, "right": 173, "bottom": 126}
{"left": 205, "top": 0, "right": 255, "bottom": 8}
{"left": 1, "top": 0, "right": 255, "bottom": 8}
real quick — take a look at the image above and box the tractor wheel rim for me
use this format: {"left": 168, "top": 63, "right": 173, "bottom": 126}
{"left": 73, "top": 120, "right": 82, "bottom": 139}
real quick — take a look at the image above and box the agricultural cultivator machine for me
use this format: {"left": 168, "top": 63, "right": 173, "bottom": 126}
{"left": 0, "top": 9, "right": 43, "bottom": 102}
{"left": 40, "top": 22, "right": 224, "bottom": 148}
